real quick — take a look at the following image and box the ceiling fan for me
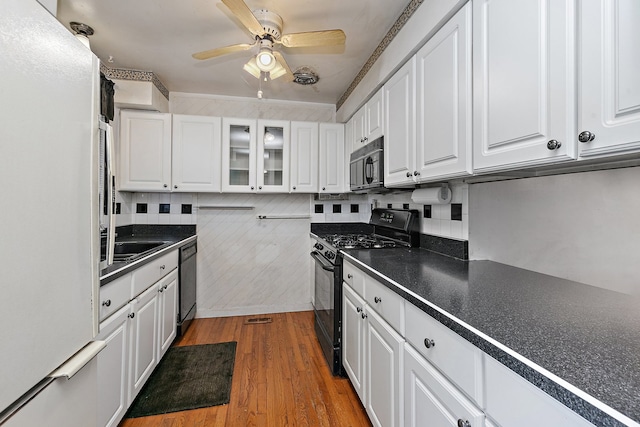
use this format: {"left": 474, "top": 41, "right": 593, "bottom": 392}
{"left": 192, "top": 0, "right": 346, "bottom": 82}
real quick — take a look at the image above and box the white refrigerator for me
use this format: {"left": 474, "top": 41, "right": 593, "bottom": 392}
{"left": 0, "top": 0, "right": 103, "bottom": 425}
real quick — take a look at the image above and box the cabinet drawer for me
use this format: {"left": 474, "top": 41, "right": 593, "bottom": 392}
{"left": 131, "top": 250, "right": 178, "bottom": 298}
{"left": 343, "top": 260, "right": 365, "bottom": 296}
{"left": 485, "top": 355, "right": 595, "bottom": 427}
{"left": 364, "top": 275, "right": 404, "bottom": 335}
{"left": 99, "top": 273, "right": 132, "bottom": 322}
{"left": 405, "top": 301, "right": 483, "bottom": 404}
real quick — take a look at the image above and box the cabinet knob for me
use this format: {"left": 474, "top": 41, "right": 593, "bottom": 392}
{"left": 361, "top": 312, "right": 367, "bottom": 319}
{"left": 578, "top": 131, "right": 596, "bottom": 143}
{"left": 457, "top": 420, "right": 471, "bottom": 427}
{"left": 159, "top": 287, "right": 164, "bottom": 293}
{"left": 293, "top": 186, "right": 296, "bottom": 190}
{"left": 546, "top": 139, "right": 561, "bottom": 150}
{"left": 102, "top": 299, "right": 111, "bottom": 307}
{"left": 424, "top": 338, "right": 435, "bottom": 349}
{"left": 413, "top": 170, "right": 420, "bottom": 176}
{"left": 364, "top": 137, "right": 368, "bottom": 142}
{"left": 160, "top": 265, "right": 165, "bottom": 270}
{"left": 347, "top": 274, "right": 353, "bottom": 279}
{"left": 356, "top": 307, "right": 362, "bottom": 313}
{"left": 259, "top": 186, "right": 262, "bottom": 190}
{"left": 406, "top": 172, "right": 412, "bottom": 178}
{"left": 163, "top": 184, "right": 168, "bottom": 188}
{"left": 164, "top": 284, "right": 168, "bottom": 290}
{"left": 128, "top": 313, "right": 135, "bottom": 319}
{"left": 251, "top": 186, "right": 255, "bottom": 190}
{"left": 374, "top": 296, "right": 382, "bottom": 303}
{"left": 174, "top": 185, "right": 178, "bottom": 189}
{"left": 322, "top": 187, "right": 326, "bottom": 191}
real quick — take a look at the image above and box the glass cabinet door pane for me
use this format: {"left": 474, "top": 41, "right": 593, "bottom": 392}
{"left": 229, "top": 125, "right": 250, "bottom": 186}
{"left": 262, "top": 125, "right": 284, "bottom": 186}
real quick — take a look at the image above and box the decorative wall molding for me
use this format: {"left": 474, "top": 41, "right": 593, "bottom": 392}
{"left": 100, "top": 64, "right": 170, "bottom": 100}
{"left": 336, "top": 0, "right": 424, "bottom": 110}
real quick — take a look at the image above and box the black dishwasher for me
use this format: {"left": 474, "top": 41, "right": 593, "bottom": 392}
{"left": 177, "top": 241, "right": 197, "bottom": 336}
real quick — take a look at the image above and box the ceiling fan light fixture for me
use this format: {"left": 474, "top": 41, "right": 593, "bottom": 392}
{"left": 256, "top": 39, "right": 276, "bottom": 72}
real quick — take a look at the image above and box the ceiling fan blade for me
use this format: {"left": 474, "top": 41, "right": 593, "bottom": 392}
{"left": 277, "top": 30, "right": 346, "bottom": 48}
{"left": 192, "top": 43, "right": 254, "bottom": 60}
{"left": 272, "top": 52, "right": 293, "bottom": 81}
{"left": 221, "top": 0, "right": 265, "bottom": 37}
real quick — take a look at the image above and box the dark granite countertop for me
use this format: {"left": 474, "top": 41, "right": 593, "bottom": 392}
{"left": 340, "top": 247, "right": 640, "bottom": 427}
{"left": 100, "top": 225, "right": 196, "bottom": 285}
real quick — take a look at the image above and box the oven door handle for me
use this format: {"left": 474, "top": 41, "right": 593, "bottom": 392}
{"left": 310, "top": 251, "right": 335, "bottom": 272}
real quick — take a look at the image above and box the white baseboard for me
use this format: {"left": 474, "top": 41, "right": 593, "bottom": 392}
{"left": 195, "top": 303, "right": 314, "bottom": 319}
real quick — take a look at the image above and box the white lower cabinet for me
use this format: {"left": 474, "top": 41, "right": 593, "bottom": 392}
{"left": 97, "top": 250, "right": 180, "bottom": 427}
{"left": 404, "top": 343, "right": 484, "bottom": 427}
{"left": 343, "top": 283, "right": 367, "bottom": 404}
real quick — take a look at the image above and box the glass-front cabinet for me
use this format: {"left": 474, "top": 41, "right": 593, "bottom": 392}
{"left": 257, "top": 120, "right": 290, "bottom": 192}
{"left": 222, "top": 118, "right": 257, "bottom": 192}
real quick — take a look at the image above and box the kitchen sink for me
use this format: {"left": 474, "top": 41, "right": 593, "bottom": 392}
{"left": 112, "top": 241, "right": 170, "bottom": 262}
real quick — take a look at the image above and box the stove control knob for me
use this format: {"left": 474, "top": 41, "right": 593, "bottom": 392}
{"left": 314, "top": 243, "right": 324, "bottom": 250}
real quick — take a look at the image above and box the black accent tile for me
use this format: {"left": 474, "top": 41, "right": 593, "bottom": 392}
{"left": 423, "top": 205, "right": 432, "bottom": 218}
{"left": 311, "top": 222, "right": 373, "bottom": 235}
{"left": 350, "top": 204, "right": 359, "bottom": 213}
{"left": 181, "top": 204, "right": 192, "bottom": 214}
{"left": 403, "top": 203, "right": 410, "bottom": 210}
{"left": 420, "top": 234, "right": 469, "bottom": 260}
{"left": 333, "top": 204, "right": 342, "bottom": 214}
{"left": 136, "top": 203, "right": 147, "bottom": 214}
{"left": 315, "top": 204, "right": 324, "bottom": 214}
{"left": 451, "top": 204, "right": 463, "bottom": 221}
{"left": 159, "top": 203, "right": 170, "bottom": 214}
{"left": 115, "top": 203, "right": 121, "bottom": 215}
{"left": 387, "top": 203, "right": 393, "bottom": 208}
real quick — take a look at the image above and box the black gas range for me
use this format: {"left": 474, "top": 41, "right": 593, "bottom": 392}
{"left": 310, "top": 208, "right": 420, "bottom": 375}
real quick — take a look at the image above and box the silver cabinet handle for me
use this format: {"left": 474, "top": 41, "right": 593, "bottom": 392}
{"left": 347, "top": 274, "right": 353, "bottom": 279}
{"left": 374, "top": 296, "right": 382, "bottom": 303}
{"left": 102, "top": 300, "right": 111, "bottom": 307}
{"left": 424, "top": 338, "right": 435, "bottom": 349}
{"left": 578, "top": 131, "right": 595, "bottom": 143}
{"left": 457, "top": 419, "right": 471, "bottom": 427}
{"left": 547, "top": 140, "right": 561, "bottom": 150}
{"left": 128, "top": 313, "right": 135, "bottom": 319}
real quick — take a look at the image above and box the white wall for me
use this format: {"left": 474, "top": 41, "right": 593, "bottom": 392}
{"left": 469, "top": 166, "right": 640, "bottom": 295}
{"left": 170, "top": 92, "right": 336, "bottom": 122}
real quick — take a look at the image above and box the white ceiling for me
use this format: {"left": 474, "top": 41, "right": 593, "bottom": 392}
{"left": 56, "top": 0, "right": 411, "bottom": 105}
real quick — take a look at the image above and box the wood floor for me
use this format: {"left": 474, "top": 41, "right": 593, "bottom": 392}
{"left": 119, "top": 311, "right": 371, "bottom": 427}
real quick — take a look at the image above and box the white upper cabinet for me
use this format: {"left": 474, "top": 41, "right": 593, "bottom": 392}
{"left": 472, "top": 0, "right": 577, "bottom": 172}
{"left": 416, "top": 3, "right": 473, "bottom": 182}
{"left": 319, "top": 123, "right": 345, "bottom": 193}
{"left": 578, "top": 0, "right": 640, "bottom": 159}
{"left": 290, "top": 121, "right": 319, "bottom": 193}
{"left": 349, "top": 88, "right": 385, "bottom": 154}
{"left": 384, "top": 57, "right": 417, "bottom": 186}
{"left": 119, "top": 110, "right": 172, "bottom": 191}
{"left": 221, "top": 118, "right": 257, "bottom": 193}
{"left": 171, "top": 114, "right": 221, "bottom": 192}
{"left": 257, "top": 119, "right": 290, "bottom": 193}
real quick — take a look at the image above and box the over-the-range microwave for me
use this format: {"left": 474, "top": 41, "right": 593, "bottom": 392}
{"left": 349, "top": 136, "right": 386, "bottom": 193}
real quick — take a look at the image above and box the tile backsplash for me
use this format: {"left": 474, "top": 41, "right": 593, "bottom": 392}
{"left": 115, "top": 191, "right": 198, "bottom": 227}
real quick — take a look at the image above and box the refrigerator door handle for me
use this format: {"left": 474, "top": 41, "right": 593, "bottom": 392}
{"left": 49, "top": 340, "right": 106, "bottom": 380}
{"left": 101, "top": 120, "right": 116, "bottom": 266}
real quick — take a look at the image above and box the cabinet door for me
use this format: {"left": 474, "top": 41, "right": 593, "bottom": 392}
{"left": 319, "top": 123, "right": 345, "bottom": 193}
{"left": 384, "top": 58, "right": 417, "bottom": 187}
{"left": 473, "top": 0, "right": 577, "bottom": 172}
{"left": 579, "top": 0, "right": 640, "bottom": 159}
{"left": 416, "top": 3, "right": 472, "bottom": 182}
{"left": 119, "top": 110, "right": 172, "bottom": 191}
{"left": 343, "top": 284, "right": 367, "bottom": 405}
{"left": 222, "top": 118, "right": 257, "bottom": 192}
{"left": 128, "top": 284, "right": 158, "bottom": 405}
{"left": 257, "top": 119, "right": 290, "bottom": 193}
{"left": 171, "top": 114, "right": 222, "bottom": 192}
{"left": 366, "top": 88, "right": 385, "bottom": 142}
{"left": 351, "top": 107, "right": 367, "bottom": 152}
{"left": 97, "top": 305, "right": 130, "bottom": 427}
{"left": 366, "top": 308, "right": 404, "bottom": 427}
{"left": 404, "top": 344, "right": 484, "bottom": 427}
{"left": 290, "top": 121, "right": 319, "bottom": 193}
{"left": 157, "top": 269, "right": 178, "bottom": 359}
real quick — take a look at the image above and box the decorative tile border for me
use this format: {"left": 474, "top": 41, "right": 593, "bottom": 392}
{"left": 336, "top": 0, "right": 424, "bottom": 110}
{"left": 100, "top": 64, "right": 170, "bottom": 100}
